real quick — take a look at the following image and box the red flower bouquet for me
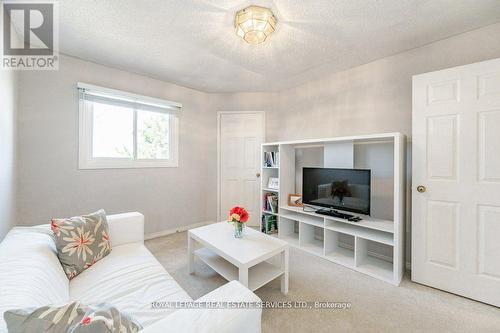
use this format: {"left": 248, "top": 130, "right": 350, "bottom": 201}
{"left": 229, "top": 206, "right": 249, "bottom": 238}
{"left": 229, "top": 206, "right": 249, "bottom": 223}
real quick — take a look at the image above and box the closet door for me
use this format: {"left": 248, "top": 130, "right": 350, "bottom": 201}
{"left": 218, "top": 112, "right": 265, "bottom": 227}
{"left": 412, "top": 57, "right": 500, "bottom": 307}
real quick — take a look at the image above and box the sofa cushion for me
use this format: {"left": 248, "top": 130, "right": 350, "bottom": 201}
{"left": 4, "top": 301, "right": 142, "bottom": 333}
{"left": 0, "top": 226, "right": 70, "bottom": 332}
{"left": 51, "top": 209, "right": 112, "bottom": 279}
{"left": 69, "top": 243, "right": 192, "bottom": 327}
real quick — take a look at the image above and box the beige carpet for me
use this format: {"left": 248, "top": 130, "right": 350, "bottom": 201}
{"left": 146, "top": 232, "right": 500, "bottom": 333}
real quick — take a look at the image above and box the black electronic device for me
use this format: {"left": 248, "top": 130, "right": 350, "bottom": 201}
{"left": 315, "top": 208, "right": 363, "bottom": 222}
{"left": 302, "top": 167, "right": 371, "bottom": 215}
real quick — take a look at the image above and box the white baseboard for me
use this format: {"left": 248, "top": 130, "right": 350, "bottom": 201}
{"left": 145, "top": 221, "right": 214, "bottom": 240}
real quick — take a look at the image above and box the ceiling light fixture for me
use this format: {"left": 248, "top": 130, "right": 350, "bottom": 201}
{"left": 235, "top": 5, "right": 277, "bottom": 45}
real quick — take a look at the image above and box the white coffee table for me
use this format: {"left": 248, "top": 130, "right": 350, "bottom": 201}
{"left": 188, "top": 222, "right": 289, "bottom": 294}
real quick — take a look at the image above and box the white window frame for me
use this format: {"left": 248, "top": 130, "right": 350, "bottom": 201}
{"left": 78, "top": 82, "right": 181, "bottom": 169}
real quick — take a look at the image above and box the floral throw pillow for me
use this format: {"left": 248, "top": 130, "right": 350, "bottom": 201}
{"left": 4, "top": 301, "right": 142, "bottom": 333}
{"left": 51, "top": 209, "right": 111, "bottom": 279}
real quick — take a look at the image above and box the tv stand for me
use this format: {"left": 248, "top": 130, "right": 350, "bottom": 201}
{"left": 315, "top": 208, "right": 357, "bottom": 221}
{"left": 260, "top": 133, "right": 405, "bottom": 286}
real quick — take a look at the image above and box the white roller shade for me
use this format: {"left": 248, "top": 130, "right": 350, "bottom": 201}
{"left": 77, "top": 82, "right": 182, "bottom": 113}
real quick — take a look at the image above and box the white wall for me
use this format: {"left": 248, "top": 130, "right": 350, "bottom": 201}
{"left": 213, "top": 23, "right": 500, "bottom": 141}
{"left": 270, "top": 23, "right": 500, "bottom": 141}
{"left": 0, "top": 70, "right": 17, "bottom": 240}
{"left": 16, "top": 55, "right": 217, "bottom": 234}
{"left": 212, "top": 23, "right": 500, "bottom": 264}
{"left": 13, "top": 23, "right": 500, "bottom": 243}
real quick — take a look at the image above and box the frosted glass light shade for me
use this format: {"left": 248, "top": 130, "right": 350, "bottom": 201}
{"left": 235, "top": 5, "right": 276, "bottom": 45}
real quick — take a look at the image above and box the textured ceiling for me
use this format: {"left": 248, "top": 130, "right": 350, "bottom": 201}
{"left": 53, "top": 0, "right": 500, "bottom": 92}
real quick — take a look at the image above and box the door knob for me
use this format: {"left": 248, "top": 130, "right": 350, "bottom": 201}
{"left": 256, "top": 173, "right": 261, "bottom": 178}
{"left": 417, "top": 185, "right": 426, "bottom": 193}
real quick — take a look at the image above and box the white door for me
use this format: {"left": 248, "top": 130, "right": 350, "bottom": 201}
{"left": 412, "top": 57, "right": 500, "bottom": 307}
{"left": 218, "top": 112, "right": 265, "bottom": 226}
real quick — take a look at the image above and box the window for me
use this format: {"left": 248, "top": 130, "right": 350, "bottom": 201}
{"left": 78, "top": 83, "right": 181, "bottom": 169}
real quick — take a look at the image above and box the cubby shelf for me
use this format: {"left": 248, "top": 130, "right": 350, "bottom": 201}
{"left": 324, "top": 247, "right": 355, "bottom": 267}
{"left": 279, "top": 210, "right": 324, "bottom": 227}
{"left": 281, "top": 205, "right": 394, "bottom": 234}
{"left": 356, "top": 256, "right": 394, "bottom": 283}
{"left": 261, "top": 133, "right": 405, "bottom": 286}
{"left": 325, "top": 220, "right": 394, "bottom": 246}
{"left": 278, "top": 214, "right": 395, "bottom": 282}
{"left": 300, "top": 239, "right": 324, "bottom": 255}
{"left": 279, "top": 234, "right": 299, "bottom": 247}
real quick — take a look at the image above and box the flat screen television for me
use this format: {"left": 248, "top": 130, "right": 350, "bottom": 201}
{"left": 302, "top": 167, "right": 371, "bottom": 215}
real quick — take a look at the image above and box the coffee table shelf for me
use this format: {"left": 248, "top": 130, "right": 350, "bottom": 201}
{"left": 188, "top": 222, "right": 289, "bottom": 294}
{"left": 195, "top": 248, "right": 284, "bottom": 292}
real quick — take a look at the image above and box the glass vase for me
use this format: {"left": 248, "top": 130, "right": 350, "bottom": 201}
{"left": 234, "top": 222, "right": 244, "bottom": 238}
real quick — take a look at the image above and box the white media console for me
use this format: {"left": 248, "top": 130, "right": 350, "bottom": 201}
{"left": 260, "top": 133, "right": 405, "bottom": 285}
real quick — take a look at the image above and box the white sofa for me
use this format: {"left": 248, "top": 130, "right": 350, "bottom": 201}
{"left": 0, "top": 212, "right": 262, "bottom": 332}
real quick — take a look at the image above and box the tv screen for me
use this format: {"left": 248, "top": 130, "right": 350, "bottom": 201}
{"left": 302, "top": 167, "right": 371, "bottom": 215}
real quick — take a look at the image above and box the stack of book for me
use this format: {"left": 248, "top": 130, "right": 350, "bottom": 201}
{"left": 261, "top": 214, "right": 277, "bottom": 234}
{"left": 263, "top": 151, "right": 279, "bottom": 167}
{"left": 263, "top": 193, "right": 278, "bottom": 213}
